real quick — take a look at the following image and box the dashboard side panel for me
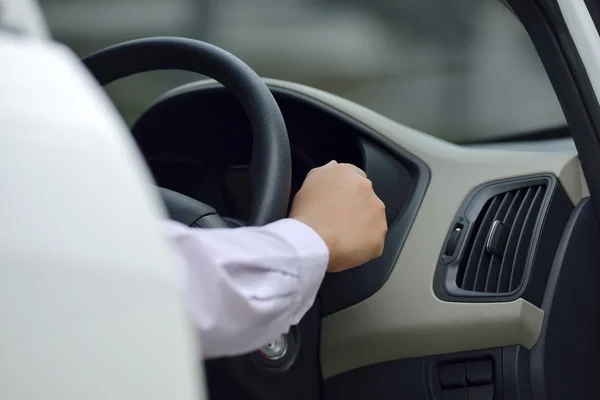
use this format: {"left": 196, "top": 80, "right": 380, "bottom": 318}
{"left": 256, "top": 80, "right": 587, "bottom": 378}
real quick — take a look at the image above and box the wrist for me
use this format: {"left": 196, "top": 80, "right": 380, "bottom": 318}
{"left": 290, "top": 217, "right": 338, "bottom": 272}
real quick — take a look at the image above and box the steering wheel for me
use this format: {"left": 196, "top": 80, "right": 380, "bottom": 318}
{"left": 82, "top": 37, "right": 292, "bottom": 228}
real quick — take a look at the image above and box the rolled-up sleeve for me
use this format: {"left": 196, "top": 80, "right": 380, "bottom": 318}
{"left": 163, "top": 218, "right": 329, "bottom": 359}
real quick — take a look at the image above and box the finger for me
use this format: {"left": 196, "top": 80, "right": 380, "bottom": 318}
{"left": 316, "top": 160, "right": 338, "bottom": 170}
{"left": 340, "top": 163, "right": 367, "bottom": 178}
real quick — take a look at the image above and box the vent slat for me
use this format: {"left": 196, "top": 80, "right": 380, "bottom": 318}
{"left": 483, "top": 192, "right": 515, "bottom": 292}
{"left": 461, "top": 196, "right": 502, "bottom": 291}
{"left": 497, "top": 187, "right": 535, "bottom": 293}
{"left": 473, "top": 192, "right": 513, "bottom": 291}
{"left": 455, "top": 183, "right": 546, "bottom": 295}
{"left": 493, "top": 189, "right": 525, "bottom": 292}
{"left": 484, "top": 256, "right": 502, "bottom": 292}
{"left": 456, "top": 199, "right": 491, "bottom": 289}
{"left": 503, "top": 188, "right": 525, "bottom": 226}
{"left": 508, "top": 186, "right": 546, "bottom": 291}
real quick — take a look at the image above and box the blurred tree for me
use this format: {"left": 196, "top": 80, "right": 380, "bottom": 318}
{"left": 312, "top": 0, "right": 492, "bottom": 139}
{"left": 314, "top": 0, "right": 487, "bottom": 47}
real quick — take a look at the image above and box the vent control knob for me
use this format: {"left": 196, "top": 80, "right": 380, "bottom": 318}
{"left": 486, "top": 220, "right": 509, "bottom": 257}
{"left": 445, "top": 225, "right": 463, "bottom": 256}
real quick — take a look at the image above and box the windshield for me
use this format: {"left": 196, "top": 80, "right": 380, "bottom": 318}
{"left": 39, "top": 0, "right": 566, "bottom": 143}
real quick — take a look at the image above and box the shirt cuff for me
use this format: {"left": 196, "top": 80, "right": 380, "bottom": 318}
{"left": 261, "top": 218, "right": 330, "bottom": 323}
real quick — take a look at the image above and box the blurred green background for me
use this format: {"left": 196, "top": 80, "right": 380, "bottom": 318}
{"left": 39, "top": 0, "right": 566, "bottom": 143}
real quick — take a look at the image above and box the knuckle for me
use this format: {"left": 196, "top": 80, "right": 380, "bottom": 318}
{"left": 341, "top": 163, "right": 367, "bottom": 177}
{"left": 369, "top": 197, "right": 385, "bottom": 215}
{"left": 371, "top": 241, "right": 384, "bottom": 259}
{"left": 358, "top": 177, "right": 373, "bottom": 190}
{"left": 337, "top": 163, "right": 351, "bottom": 172}
{"left": 379, "top": 217, "right": 388, "bottom": 235}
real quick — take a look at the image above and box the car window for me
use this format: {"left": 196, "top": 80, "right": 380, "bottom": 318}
{"left": 39, "top": 0, "right": 566, "bottom": 143}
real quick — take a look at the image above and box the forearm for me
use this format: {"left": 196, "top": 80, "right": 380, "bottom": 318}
{"left": 163, "top": 218, "right": 329, "bottom": 359}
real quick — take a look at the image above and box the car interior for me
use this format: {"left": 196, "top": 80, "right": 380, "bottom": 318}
{"left": 5, "top": 0, "right": 600, "bottom": 399}
{"left": 123, "top": 75, "right": 588, "bottom": 400}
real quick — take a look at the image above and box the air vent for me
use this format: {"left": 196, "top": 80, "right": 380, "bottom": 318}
{"left": 456, "top": 185, "right": 546, "bottom": 294}
{"left": 434, "top": 175, "right": 573, "bottom": 304}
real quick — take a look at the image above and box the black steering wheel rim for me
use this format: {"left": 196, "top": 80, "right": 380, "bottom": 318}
{"left": 82, "top": 36, "right": 292, "bottom": 226}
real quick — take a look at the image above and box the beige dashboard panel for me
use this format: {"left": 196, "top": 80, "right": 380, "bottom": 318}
{"left": 260, "top": 79, "right": 586, "bottom": 378}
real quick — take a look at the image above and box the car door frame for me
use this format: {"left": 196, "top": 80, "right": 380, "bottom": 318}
{"left": 502, "top": 1, "right": 600, "bottom": 398}
{"left": 506, "top": 0, "right": 600, "bottom": 223}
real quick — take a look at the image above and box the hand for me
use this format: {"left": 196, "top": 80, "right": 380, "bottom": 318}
{"left": 289, "top": 161, "right": 387, "bottom": 273}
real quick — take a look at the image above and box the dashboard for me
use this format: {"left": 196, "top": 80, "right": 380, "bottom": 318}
{"left": 132, "top": 83, "right": 429, "bottom": 316}
{"left": 469, "top": 136, "right": 577, "bottom": 153}
{"left": 129, "top": 78, "right": 593, "bottom": 400}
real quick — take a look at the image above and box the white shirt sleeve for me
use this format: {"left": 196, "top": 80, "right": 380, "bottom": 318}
{"left": 163, "top": 218, "right": 329, "bottom": 359}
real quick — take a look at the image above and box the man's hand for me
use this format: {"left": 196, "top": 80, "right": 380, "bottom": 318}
{"left": 289, "top": 161, "right": 388, "bottom": 273}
